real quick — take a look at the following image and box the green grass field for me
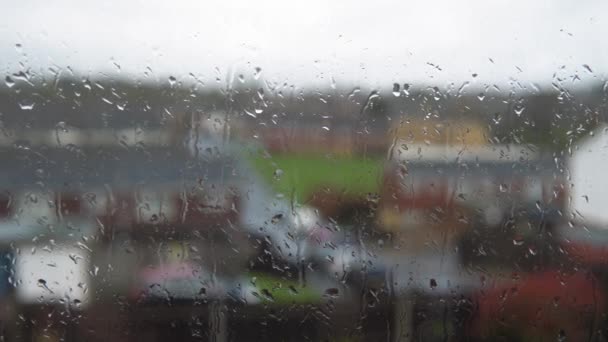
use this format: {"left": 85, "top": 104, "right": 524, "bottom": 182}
{"left": 249, "top": 272, "right": 320, "bottom": 304}
{"left": 250, "top": 153, "right": 384, "bottom": 203}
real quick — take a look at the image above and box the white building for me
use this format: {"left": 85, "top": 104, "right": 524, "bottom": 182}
{"left": 569, "top": 124, "right": 608, "bottom": 226}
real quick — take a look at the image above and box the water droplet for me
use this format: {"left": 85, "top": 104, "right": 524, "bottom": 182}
{"left": 143, "top": 66, "right": 153, "bottom": 77}
{"left": 324, "top": 288, "right": 339, "bottom": 297}
{"left": 55, "top": 121, "right": 67, "bottom": 132}
{"left": 168, "top": 76, "right": 177, "bottom": 86}
{"left": 18, "top": 101, "right": 35, "bottom": 111}
{"left": 392, "top": 83, "right": 400, "bottom": 97}
{"left": 253, "top": 67, "right": 262, "bottom": 80}
{"left": 69, "top": 253, "right": 81, "bottom": 264}
{"left": 270, "top": 213, "right": 285, "bottom": 224}
{"left": 38, "top": 278, "right": 53, "bottom": 293}
{"left": 238, "top": 74, "right": 245, "bottom": 83}
{"left": 111, "top": 59, "right": 121, "bottom": 72}
{"left": 244, "top": 109, "right": 256, "bottom": 118}
{"left": 553, "top": 296, "right": 561, "bottom": 307}
{"left": 430, "top": 278, "right": 437, "bottom": 289}
{"left": 261, "top": 288, "right": 275, "bottom": 301}
{"left": 5, "top": 76, "right": 14, "bottom": 88}
{"left": 360, "top": 90, "right": 381, "bottom": 115}
{"left": 499, "top": 184, "right": 508, "bottom": 192}
{"left": 477, "top": 93, "right": 485, "bottom": 101}
{"left": 273, "top": 169, "right": 283, "bottom": 180}
{"left": 12, "top": 71, "right": 32, "bottom": 85}
{"left": 289, "top": 285, "right": 298, "bottom": 295}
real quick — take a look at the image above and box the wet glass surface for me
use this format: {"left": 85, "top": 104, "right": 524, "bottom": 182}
{"left": 1, "top": 1, "right": 608, "bottom": 341}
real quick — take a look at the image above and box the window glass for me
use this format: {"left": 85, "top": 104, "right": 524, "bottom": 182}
{"left": 1, "top": 1, "right": 608, "bottom": 341}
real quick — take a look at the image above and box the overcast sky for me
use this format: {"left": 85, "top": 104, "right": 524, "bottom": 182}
{"left": 1, "top": 0, "right": 607, "bottom": 90}
{"left": 2, "top": 0, "right": 608, "bottom": 221}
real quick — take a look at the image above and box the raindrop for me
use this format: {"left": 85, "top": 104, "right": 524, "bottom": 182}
{"left": 253, "top": 67, "right": 262, "bottom": 80}
{"left": 38, "top": 279, "right": 53, "bottom": 293}
{"left": 392, "top": 83, "right": 400, "bottom": 97}
{"left": 273, "top": 169, "right": 283, "bottom": 180}
{"left": 69, "top": 253, "right": 82, "bottom": 264}
{"left": 238, "top": 74, "right": 245, "bottom": 83}
{"left": 27, "top": 193, "right": 38, "bottom": 203}
{"left": 261, "top": 288, "right": 275, "bottom": 301}
{"left": 168, "top": 76, "right": 177, "bottom": 86}
{"left": 430, "top": 278, "right": 437, "bottom": 289}
{"left": 582, "top": 64, "right": 593, "bottom": 73}
{"left": 12, "top": 71, "right": 32, "bottom": 85}
{"left": 5, "top": 76, "right": 14, "bottom": 88}
{"left": 360, "top": 90, "right": 381, "bottom": 115}
{"left": 347, "top": 87, "right": 360, "bottom": 100}
{"left": 144, "top": 66, "right": 153, "bottom": 77}
{"left": 477, "top": 93, "right": 485, "bottom": 101}
{"left": 457, "top": 82, "right": 469, "bottom": 96}
{"left": 271, "top": 213, "right": 283, "bottom": 224}
{"left": 111, "top": 60, "right": 121, "bottom": 72}
{"left": 18, "top": 100, "right": 35, "bottom": 110}
{"left": 244, "top": 109, "right": 257, "bottom": 118}
{"left": 324, "top": 288, "right": 339, "bottom": 297}
{"left": 553, "top": 296, "right": 561, "bottom": 307}
{"left": 56, "top": 121, "right": 68, "bottom": 132}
